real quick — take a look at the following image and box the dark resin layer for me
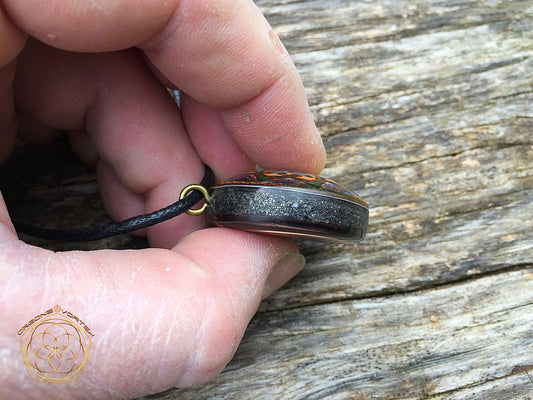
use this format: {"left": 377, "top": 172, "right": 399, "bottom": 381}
{"left": 208, "top": 185, "right": 368, "bottom": 242}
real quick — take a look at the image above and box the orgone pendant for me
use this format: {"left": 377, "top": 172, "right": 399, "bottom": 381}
{"left": 205, "top": 170, "right": 368, "bottom": 242}
{"left": 15, "top": 166, "right": 368, "bottom": 243}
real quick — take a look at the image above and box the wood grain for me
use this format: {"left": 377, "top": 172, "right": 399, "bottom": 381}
{"left": 155, "top": 269, "right": 533, "bottom": 400}
{"left": 1, "top": 0, "right": 531, "bottom": 398}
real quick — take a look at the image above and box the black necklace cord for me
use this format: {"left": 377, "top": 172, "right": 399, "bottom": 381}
{"left": 14, "top": 166, "right": 214, "bottom": 242}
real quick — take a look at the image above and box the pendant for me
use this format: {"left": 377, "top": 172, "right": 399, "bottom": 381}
{"left": 14, "top": 167, "right": 368, "bottom": 243}
{"left": 200, "top": 170, "right": 368, "bottom": 242}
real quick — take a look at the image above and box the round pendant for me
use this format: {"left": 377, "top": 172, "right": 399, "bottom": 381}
{"left": 207, "top": 170, "right": 368, "bottom": 242}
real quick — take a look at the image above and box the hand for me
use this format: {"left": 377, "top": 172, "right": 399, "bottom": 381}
{"left": 0, "top": 1, "right": 325, "bottom": 398}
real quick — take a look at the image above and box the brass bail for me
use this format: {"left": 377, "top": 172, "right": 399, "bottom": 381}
{"left": 179, "top": 184, "right": 210, "bottom": 215}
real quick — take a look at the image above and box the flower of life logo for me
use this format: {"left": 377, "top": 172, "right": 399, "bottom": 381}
{"left": 18, "top": 305, "right": 94, "bottom": 383}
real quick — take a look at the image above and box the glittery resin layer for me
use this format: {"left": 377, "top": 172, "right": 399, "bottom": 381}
{"left": 207, "top": 185, "right": 368, "bottom": 242}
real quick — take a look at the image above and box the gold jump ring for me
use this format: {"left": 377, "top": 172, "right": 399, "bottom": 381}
{"left": 179, "top": 184, "right": 210, "bottom": 216}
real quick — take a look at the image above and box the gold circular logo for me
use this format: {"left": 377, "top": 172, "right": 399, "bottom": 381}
{"left": 19, "top": 306, "right": 93, "bottom": 383}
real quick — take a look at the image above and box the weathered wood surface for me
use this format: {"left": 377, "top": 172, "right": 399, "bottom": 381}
{"left": 1, "top": 0, "right": 532, "bottom": 398}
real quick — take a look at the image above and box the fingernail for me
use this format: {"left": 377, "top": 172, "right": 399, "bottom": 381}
{"left": 268, "top": 29, "right": 286, "bottom": 55}
{"left": 262, "top": 253, "right": 306, "bottom": 299}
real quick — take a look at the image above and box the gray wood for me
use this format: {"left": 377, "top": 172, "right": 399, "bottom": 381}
{"left": 155, "top": 270, "right": 533, "bottom": 400}
{"left": 1, "top": 0, "right": 531, "bottom": 398}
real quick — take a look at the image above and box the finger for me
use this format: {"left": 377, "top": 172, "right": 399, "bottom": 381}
{"left": 179, "top": 93, "right": 255, "bottom": 180}
{"left": 14, "top": 42, "right": 204, "bottom": 248}
{"left": 2, "top": 229, "right": 302, "bottom": 398}
{"left": 17, "top": 110, "right": 62, "bottom": 144}
{"left": 143, "top": 0, "right": 326, "bottom": 173}
{"left": 67, "top": 129, "right": 98, "bottom": 166}
{"left": 96, "top": 158, "right": 147, "bottom": 235}
{"left": 0, "top": 0, "right": 173, "bottom": 52}
{"left": 0, "top": 4, "right": 26, "bottom": 163}
{"left": 0, "top": 4, "right": 25, "bottom": 63}
{"left": 3, "top": 0, "right": 326, "bottom": 173}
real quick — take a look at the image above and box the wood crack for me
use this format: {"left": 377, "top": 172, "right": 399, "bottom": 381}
{"left": 423, "top": 365, "right": 533, "bottom": 399}
{"left": 352, "top": 140, "right": 533, "bottom": 174}
{"left": 258, "top": 263, "right": 533, "bottom": 314}
{"left": 286, "top": 17, "right": 521, "bottom": 55}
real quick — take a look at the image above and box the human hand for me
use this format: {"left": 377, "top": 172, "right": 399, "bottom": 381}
{"left": 0, "top": 0, "right": 325, "bottom": 398}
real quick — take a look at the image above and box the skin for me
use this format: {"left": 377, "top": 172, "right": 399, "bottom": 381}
{"left": 0, "top": 0, "right": 325, "bottom": 399}
{"left": 0, "top": 0, "right": 326, "bottom": 399}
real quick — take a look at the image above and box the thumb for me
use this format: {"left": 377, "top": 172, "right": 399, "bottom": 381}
{"left": 2, "top": 227, "right": 303, "bottom": 399}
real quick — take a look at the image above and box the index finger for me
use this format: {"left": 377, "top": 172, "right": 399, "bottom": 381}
{"left": 142, "top": 0, "right": 326, "bottom": 173}
{"left": 3, "top": 0, "right": 326, "bottom": 173}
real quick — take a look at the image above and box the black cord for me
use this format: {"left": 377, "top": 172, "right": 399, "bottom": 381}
{"left": 14, "top": 166, "right": 214, "bottom": 242}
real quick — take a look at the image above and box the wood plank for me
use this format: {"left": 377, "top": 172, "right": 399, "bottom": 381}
{"left": 256, "top": 0, "right": 533, "bottom": 312}
{"left": 261, "top": 143, "right": 532, "bottom": 311}
{"left": 154, "top": 269, "right": 533, "bottom": 399}
{"left": 163, "top": 0, "right": 533, "bottom": 397}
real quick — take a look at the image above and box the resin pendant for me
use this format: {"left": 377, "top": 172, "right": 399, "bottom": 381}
{"left": 207, "top": 170, "right": 368, "bottom": 242}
